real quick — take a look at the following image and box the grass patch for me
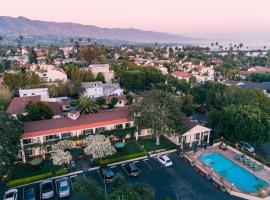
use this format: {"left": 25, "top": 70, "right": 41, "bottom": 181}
{"left": 100, "top": 152, "right": 147, "bottom": 166}
{"left": 138, "top": 137, "right": 177, "bottom": 152}
{"left": 7, "top": 172, "right": 52, "bottom": 188}
{"left": 108, "top": 142, "right": 143, "bottom": 159}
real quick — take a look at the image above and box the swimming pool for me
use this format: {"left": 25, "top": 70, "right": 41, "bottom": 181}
{"left": 200, "top": 152, "right": 268, "bottom": 193}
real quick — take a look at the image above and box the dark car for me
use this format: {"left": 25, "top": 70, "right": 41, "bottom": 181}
{"left": 99, "top": 166, "right": 115, "bottom": 183}
{"left": 239, "top": 141, "right": 255, "bottom": 153}
{"left": 125, "top": 163, "right": 139, "bottom": 176}
{"left": 40, "top": 180, "right": 54, "bottom": 199}
{"left": 23, "top": 187, "right": 35, "bottom": 200}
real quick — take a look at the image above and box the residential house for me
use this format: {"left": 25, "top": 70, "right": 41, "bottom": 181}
{"left": 19, "top": 88, "right": 49, "bottom": 101}
{"left": 172, "top": 71, "right": 193, "bottom": 81}
{"left": 88, "top": 64, "right": 114, "bottom": 83}
{"left": 6, "top": 95, "right": 62, "bottom": 118}
{"left": 81, "top": 82, "right": 124, "bottom": 98}
{"left": 31, "top": 64, "right": 67, "bottom": 83}
{"left": 239, "top": 66, "right": 270, "bottom": 79}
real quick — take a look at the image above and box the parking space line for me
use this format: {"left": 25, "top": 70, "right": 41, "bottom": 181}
{"left": 143, "top": 159, "right": 153, "bottom": 170}
{"left": 121, "top": 164, "right": 130, "bottom": 176}
{"left": 97, "top": 170, "right": 105, "bottom": 183}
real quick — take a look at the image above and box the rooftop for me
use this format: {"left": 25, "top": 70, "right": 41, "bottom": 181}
{"left": 22, "top": 107, "right": 130, "bottom": 138}
{"left": 172, "top": 71, "right": 193, "bottom": 78}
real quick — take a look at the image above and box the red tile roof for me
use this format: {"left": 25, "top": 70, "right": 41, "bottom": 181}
{"left": 6, "top": 96, "right": 62, "bottom": 116}
{"left": 7, "top": 96, "right": 41, "bottom": 114}
{"left": 22, "top": 107, "right": 130, "bottom": 138}
{"left": 172, "top": 71, "right": 193, "bottom": 78}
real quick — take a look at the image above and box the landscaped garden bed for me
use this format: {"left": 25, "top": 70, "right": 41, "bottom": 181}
{"left": 7, "top": 159, "right": 68, "bottom": 187}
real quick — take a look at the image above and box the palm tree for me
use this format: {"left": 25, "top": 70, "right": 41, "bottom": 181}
{"left": 75, "top": 96, "right": 100, "bottom": 114}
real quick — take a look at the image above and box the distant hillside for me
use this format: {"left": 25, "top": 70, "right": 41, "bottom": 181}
{"left": 0, "top": 16, "right": 201, "bottom": 43}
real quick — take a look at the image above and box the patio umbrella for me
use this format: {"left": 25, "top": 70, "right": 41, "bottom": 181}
{"left": 29, "top": 158, "right": 42, "bottom": 166}
{"left": 114, "top": 142, "right": 125, "bottom": 149}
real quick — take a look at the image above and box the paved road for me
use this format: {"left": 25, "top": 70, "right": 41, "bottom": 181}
{"left": 4, "top": 153, "right": 242, "bottom": 200}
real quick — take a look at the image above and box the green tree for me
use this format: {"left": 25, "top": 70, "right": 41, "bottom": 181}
{"left": 26, "top": 102, "right": 54, "bottom": 121}
{"left": 74, "top": 96, "right": 100, "bottom": 114}
{"left": 96, "top": 72, "right": 105, "bottom": 83}
{"left": 109, "top": 97, "right": 118, "bottom": 108}
{"left": 0, "top": 112, "right": 23, "bottom": 176}
{"left": 131, "top": 90, "right": 185, "bottom": 145}
{"left": 73, "top": 176, "right": 103, "bottom": 200}
{"left": 96, "top": 97, "right": 106, "bottom": 106}
{"left": 28, "top": 47, "right": 38, "bottom": 64}
{"left": 218, "top": 105, "right": 270, "bottom": 145}
{"left": 0, "top": 85, "right": 12, "bottom": 111}
{"left": 182, "top": 94, "right": 194, "bottom": 116}
{"left": 83, "top": 70, "right": 94, "bottom": 82}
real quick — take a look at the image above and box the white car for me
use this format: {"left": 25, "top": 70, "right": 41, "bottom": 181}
{"left": 157, "top": 155, "right": 173, "bottom": 167}
{"left": 4, "top": 189, "right": 18, "bottom": 200}
{"left": 56, "top": 177, "right": 71, "bottom": 198}
{"left": 40, "top": 179, "right": 54, "bottom": 199}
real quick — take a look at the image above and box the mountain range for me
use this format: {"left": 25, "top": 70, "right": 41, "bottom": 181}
{"left": 0, "top": 16, "right": 201, "bottom": 44}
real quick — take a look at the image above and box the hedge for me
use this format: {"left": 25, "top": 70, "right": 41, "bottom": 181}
{"left": 55, "top": 168, "right": 69, "bottom": 176}
{"left": 100, "top": 152, "right": 147, "bottom": 166}
{"left": 6, "top": 172, "right": 52, "bottom": 188}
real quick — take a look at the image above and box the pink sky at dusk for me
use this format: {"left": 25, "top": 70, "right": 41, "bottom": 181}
{"left": 1, "top": 0, "right": 270, "bottom": 42}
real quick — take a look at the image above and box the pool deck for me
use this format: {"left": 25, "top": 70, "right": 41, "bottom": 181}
{"left": 185, "top": 144, "right": 270, "bottom": 198}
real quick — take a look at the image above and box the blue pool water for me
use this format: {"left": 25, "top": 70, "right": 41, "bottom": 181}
{"left": 200, "top": 152, "right": 268, "bottom": 192}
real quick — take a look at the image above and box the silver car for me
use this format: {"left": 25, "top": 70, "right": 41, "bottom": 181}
{"left": 40, "top": 180, "right": 54, "bottom": 199}
{"left": 56, "top": 177, "right": 71, "bottom": 198}
{"left": 4, "top": 189, "right": 18, "bottom": 200}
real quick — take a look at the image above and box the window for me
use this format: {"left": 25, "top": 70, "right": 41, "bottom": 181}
{"left": 196, "top": 133, "right": 200, "bottom": 140}
{"left": 125, "top": 123, "right": 131, "bottom": 128}
{"left": 119, "top": 100, "right": 122, "bottom": 104}
{"left": 96, "top": 127, "right": 105, "bottom": 133}
{"left": 44, "top": 134, "right": 60, "bottom": 141}
{"left": 182, "top": 136, "right": 186, "bottom": 142}
{"left": 115, "top": 124, "right": 123, "bottom": 129}
{"left": 23, "top": 138, "right": 32, "bottom": 145}
{"left": 61, "top": 132, "right": 71, "bottom": 138}
{"left": 24, "top": 149, "right": 33, "bottom": 157}
{"left": 83, "top": 129, "right": 93, "bottom": 135}
{"left": 46, "top": 146, "right": 52, "bottom": 153}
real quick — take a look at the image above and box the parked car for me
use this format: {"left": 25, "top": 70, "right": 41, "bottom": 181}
{"left": 56, "top": 177, "right": 71, "bottom": 198}
{"left": 99, "top": 166, "right": 115, "bottom": 183}
{"left": 125, "top": 163, "right": 139, "bottom": 176}
{"left": 239, "top": 141, "right": 255, "bottom": 153}
{"left": 40, "top": 180, "right": 54, "bottom": 199}
{"left": 23, "top": 187, "right": 35, "bottom": 200}
{"left": 4, "top": 189, "right": 18, "bottom": 200}
{"left": 157, "top": 155, "right": 173, "bottom": 167}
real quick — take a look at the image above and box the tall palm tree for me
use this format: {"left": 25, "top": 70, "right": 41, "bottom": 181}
{"left": 75, "top": 96, "right": 100, "bottom": 114}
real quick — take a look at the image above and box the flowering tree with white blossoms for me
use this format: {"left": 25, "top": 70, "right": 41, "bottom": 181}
{"left": 51, "top": 140, "right": 73, "bottom": 151}
{"left": 84, "top": 134, "right": 116, "bottom": 159}
{"left": 51, "top": 140, "right": 73, "bottom": 166}
{"left": 51, "top": 150, "right": 72, "bottom": 166}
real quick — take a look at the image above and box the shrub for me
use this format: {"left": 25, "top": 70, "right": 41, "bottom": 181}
{"left": 55, "top": 168, "right": 69, "bottom": 176}
{"left": 6, "top": 172, "right": 52, "bottom": 188}
{"left": 100, "top": 152, "right": 147, "bottom": 166}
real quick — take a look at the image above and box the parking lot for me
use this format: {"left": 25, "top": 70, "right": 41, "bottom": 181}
{"left": 5, "top": 153, "right": 242, "bottom": 200}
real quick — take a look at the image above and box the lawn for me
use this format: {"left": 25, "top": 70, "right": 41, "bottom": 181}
{"left": 107, "top": 142, "right": 143, "bottom": 159}
{"left": 137, "top": 137, "right": 177, "bottom": 152}
{"left": 11, "top": 159, "right": 62, "bottom": 180}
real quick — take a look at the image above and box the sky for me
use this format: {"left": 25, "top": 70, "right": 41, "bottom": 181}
{"left": 1, "top": 0, "right": 270, "bottom": 43}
